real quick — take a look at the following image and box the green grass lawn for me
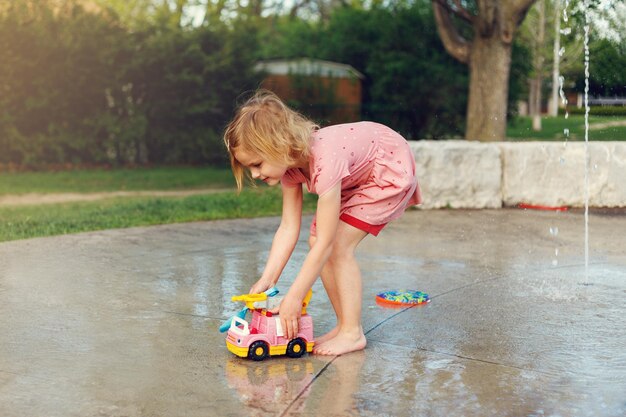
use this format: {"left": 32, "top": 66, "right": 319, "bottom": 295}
{"left": 506, "top": 115, "right": 626, "bottom": 141}
{"left": 0, "top": 166, "right": 320, "bottom": 242}
{"left": 0, "top": 187, "right": 317, "bottom": 242}
{"left": 0, "top": 166, "right": 235, "bottom": 195}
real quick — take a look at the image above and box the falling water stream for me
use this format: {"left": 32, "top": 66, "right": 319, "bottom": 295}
{"left": 559, "top": 0, "right": 591, "bottom": 283}
{"left": 582, "top": 1, "right": 591, "bottom": 283}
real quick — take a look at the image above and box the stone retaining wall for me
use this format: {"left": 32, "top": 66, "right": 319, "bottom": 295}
{"left": 410, "top": 141, "right": 626, "bottom": 209}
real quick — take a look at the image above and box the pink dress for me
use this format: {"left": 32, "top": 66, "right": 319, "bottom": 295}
{"left": 281, "top": 121, "right": 421, "bottom": 236}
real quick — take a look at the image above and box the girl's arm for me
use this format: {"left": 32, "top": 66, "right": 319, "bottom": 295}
{"left": 249, "top": 184, "right": 303, "bottom": 294}
{"left": 278, "top": 182, "right": 341, "bottom": 339}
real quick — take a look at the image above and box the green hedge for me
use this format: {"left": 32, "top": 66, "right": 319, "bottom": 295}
{"left": 561, "top": 106, "right": 626, "bottom": 116}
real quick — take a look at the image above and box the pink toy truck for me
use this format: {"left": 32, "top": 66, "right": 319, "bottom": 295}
{"left": 225, "top": 290, "right": 315, "bottom": 361}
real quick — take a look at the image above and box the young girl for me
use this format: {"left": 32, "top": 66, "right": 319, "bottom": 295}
{"left": 223, "top": 90, "right": 421, "bottom": 356}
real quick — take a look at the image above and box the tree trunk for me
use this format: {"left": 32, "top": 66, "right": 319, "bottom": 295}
{"left": 432, "top": 0, "right": 537, "bottom": 141}
{"left": 530, "top": 0, "right": 545, "bottom": 131}
{"left": 529, "top": 77, "right": 542, "bottom": 130}
{"left": 466, "top": 35, "right": 512, "bottom": 140}
{"left": 549, "top": 0, "right": 561, "bottom": 117}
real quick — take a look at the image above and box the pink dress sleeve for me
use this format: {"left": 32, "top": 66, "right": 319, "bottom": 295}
{"left": 309, "top": 142, "right": 351, "bottom": 196}
{"left": 280, "top": 169, "right": 303, "bottom": 188}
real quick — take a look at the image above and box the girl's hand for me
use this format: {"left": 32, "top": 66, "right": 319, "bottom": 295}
{"left": 271, "top": 293, "right": 302, "bottom": 339}
{"left": 249, "top": 278, "right": 272, "bottom": 295}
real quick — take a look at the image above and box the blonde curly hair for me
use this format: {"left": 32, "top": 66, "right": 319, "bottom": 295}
{"left": 224, "top": 90, "right": 318, "bottom": 191}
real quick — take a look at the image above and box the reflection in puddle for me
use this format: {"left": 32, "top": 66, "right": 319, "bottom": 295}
{"left": 304, "top": 352, "right": 366, "bottom": 416}
{"left": 225, "top": 358, "right": 315, "bottom": 415}
{"left": 224, "top": 352, "right": 368, "bottom": 416}
{"left": 351, "top": 343, "right": 626, "bottom": 417}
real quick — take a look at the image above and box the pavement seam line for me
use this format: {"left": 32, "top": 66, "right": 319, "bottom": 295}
{"left": 373, "top": 338, "right": 561, "bottom": 378}
{"left": 278, "top": 277, "right": 507, "bottom": 415}
{"left": 280, "top": 357, "right": 338, "bottom": 417}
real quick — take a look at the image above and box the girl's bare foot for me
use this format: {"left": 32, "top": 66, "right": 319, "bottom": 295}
{"left": 313, "top": 330, "right": 366, "bottom": 356}
{"left": 314, "top": 326, "right": 339, "bottom": 346}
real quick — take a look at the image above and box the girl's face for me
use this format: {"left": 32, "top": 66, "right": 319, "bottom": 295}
{"left": 233, "top": 148, "right": 289, "bottom": 186}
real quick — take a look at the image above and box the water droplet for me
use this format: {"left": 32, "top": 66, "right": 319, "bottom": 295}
{"left": 560, "top": 27, "right": 571, "bottom": 35}
{"left": 550, "top": 227, "right": 559, "bottom": 236}
{"left": 564, "top": 112, "right": 569, "bottom": 119}
{"left": 564, "top": 128, "right": 570, "bottom": 137}
{"left": 555, "top": 248, "right": 559, "bottom": 256}
{"left": 593, "top": 164, "right": 598, "bottom": 170}
{"left": 558, "top": 47, "right": 565, "bottom": 57}
{"left": 552, "top": 259, "right": 559, "bottom": 266}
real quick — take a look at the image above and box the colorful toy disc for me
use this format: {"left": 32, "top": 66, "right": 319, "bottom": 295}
{"left": 376, "top": 290, "right": 430, "bottom": 307}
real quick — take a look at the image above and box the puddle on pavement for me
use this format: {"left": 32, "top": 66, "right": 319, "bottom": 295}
{"left": 224, "top": 357, "right": 317, "bottom": 415}
{"left": 518, "top": 263, "right": 625, "bottom": 301}
{"left": 3, "top": 211, "right": 624, "bottom": 416}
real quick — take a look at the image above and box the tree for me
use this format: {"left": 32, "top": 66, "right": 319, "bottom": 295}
{"left": 313, "top": 4, "right": 469, "bottom": 139}
{"left": 582, "top": 0, "right": 626, "bottom": 96}
{"left": 256, "top": 3, "right": 522, "bottom": 139}
{"left": 527, "top": 0, "right": 546, "bottom": 130}
{"left": 518, "top": 0, "right": 583, "bottom": 125}
{"left": 432, "top": 0, "right": 537, "bottom": 140}
{"left": 199, "top": 0, "right": 355, "bottom": 23}
{"left": 0, "top": 0, "right": 261, "bottom": 167}
{"left": 587, "top": 0, "right": 626, "bottom": 45}
{"left": 91, "top": 0, "right": 155, "bottom": 27}
{"left": 578, "top": 38, "right": 626, "bottom": 97}
{"left": 0, "top": 0, "right": 130, "bottom": 166}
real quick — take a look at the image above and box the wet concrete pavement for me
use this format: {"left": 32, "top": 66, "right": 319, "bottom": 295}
{"left": 1, "top": 209, "right": 625, "bottom": 416}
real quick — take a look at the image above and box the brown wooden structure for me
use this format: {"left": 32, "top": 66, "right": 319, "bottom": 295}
{"left": 255, "top": 59, "right": 363, "bottom": 124}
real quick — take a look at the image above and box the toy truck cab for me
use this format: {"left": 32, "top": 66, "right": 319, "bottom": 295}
{"left": 225, "top": 290, "right": 315, "bottom": 361}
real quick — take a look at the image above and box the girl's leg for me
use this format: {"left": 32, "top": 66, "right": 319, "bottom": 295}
{"left": 309, "top": 235, "right": 341, "bottom": 345}
{"left": 313, "top": 222, "right": 368, "bottom": 356}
